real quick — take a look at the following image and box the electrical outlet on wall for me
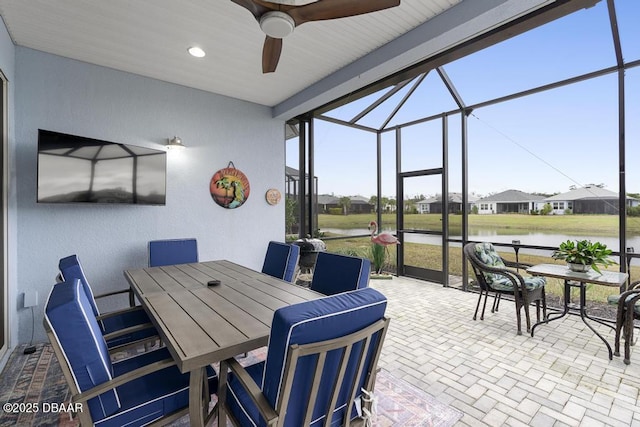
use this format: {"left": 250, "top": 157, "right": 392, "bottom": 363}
{"left": 23, "top": 291, "right": 38, "bottom": 308}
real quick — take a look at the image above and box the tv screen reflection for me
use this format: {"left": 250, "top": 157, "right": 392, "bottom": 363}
{"left": 37, "top": 130, "right": 166, "bottom": 205}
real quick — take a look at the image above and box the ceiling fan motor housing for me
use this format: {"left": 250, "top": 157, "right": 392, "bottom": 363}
{"left": 260, "top": 11, "right": 296, "bottom": 38}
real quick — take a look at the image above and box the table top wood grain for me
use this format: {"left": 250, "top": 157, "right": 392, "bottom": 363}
{"left": 124, "top": 260, "right": 323, "bottom": 373}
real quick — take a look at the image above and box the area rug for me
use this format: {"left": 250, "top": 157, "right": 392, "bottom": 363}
{"left": 0, "top": 343, "right": 462, "bottom": 427}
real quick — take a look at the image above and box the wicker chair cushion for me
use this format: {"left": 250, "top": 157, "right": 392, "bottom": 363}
{"left": 473, "top": 242, "right": 506, "bottom": 284}
{"left": 473, "top": 242, "right": 545, "bottom": 291}
{"left": 607, "top": 294, "right": 640, "bottom": 314}
{"left": 491, "top": 275, "right": 546, "bottom": 292}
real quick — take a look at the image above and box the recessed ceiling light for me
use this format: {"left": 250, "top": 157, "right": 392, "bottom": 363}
{"left": 188, "top": 47, "right": 206, "bottom": 58}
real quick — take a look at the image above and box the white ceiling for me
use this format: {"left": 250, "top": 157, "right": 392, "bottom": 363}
{"left": 0, "top": 0, "right": 554, "bottom": 118}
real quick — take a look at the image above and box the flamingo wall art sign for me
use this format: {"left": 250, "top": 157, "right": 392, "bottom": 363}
{"left": 210, "top": 162, "right": 250, "bottom": 209}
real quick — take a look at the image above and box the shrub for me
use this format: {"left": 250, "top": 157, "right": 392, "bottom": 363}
{"left": 369, "top": 243, "right": 386, "bottom": 274}
{"left": 628, "top": 206, "right": 640, "bottom": 217}
{"left": 540, "top": 203, "right": 552, "bottom": 215}
{"left": 328, "top": 208, "right": 342, "bottom": 215}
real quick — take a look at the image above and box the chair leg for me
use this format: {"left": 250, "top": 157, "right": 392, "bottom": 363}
{"left": 492, "top": 294, "right": 501, "bottom": 313}
{"left": 514, "top": 297, "right": 523, "bottom": 335}
{"left": 614, "top": 305, "right": 625, "bottom": 357}
{"left": 624, "top": 312, "right": 633, "bottom": 364}
{"left": 481, "top": 291, "right": 490, "bottom": 321}
{"left": 522, "top": 296, "right": 532, "bottom": 333}
{"left": 473, "top": 290, "right": 484, "bottom": 321}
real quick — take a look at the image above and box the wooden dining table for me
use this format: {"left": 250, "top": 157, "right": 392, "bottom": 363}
{"left": 124, "top": 259, "right": 323, "bottom": 426}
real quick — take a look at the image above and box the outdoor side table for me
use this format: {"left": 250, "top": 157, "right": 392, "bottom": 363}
{"left": 527, "top": 263, "right": 627, "bottom": 360}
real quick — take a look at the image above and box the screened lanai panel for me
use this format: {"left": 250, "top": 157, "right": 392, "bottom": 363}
{"left": 445, "top": 113, "right": 463, "bottom": 238}
{"left": 626, "top": 67, "right": 640, "bottom": 264}
{"left": 354, "top": 82, "right": 417, "bottom": 130}
{"left": 616, "top": 0, "right": 640, "bottom": 62}
{"left": 400, "top": 120, "right": 443, "bottom": 172}
{"left": 442, "top": 0, "right": 615, "bottom": 107}
{"left": 384, "top": 71, "right": 460, "bottom": 129}
{"left": 402, "top": 174, "right": 443, "bottom": 277}
{"left": 380, "top": 131, "right": 397, "bottom": 217}
{"left": 285, "top": 136, "right": 301, "bottom": 235}
{"left": 321, "top": 86, "right": 398, "bottom": 127}
{"left": 314, "top": 121, "right": 377, "bottom": 236}
{"left": 467, "top": 73, "right": 620, "bottom": 250}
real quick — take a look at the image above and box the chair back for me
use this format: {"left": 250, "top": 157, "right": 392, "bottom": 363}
{"left": 58, "top": 254, "right": 100, "bottom": 317}
{"left": 148, "top": 238, "right": 198, "bottom": 267}
{"left": 262, "top": 287, "right": 389, "bottom": 427}
{"left": 44, "top": 279, "right": 121, "bottom": 422}
{"left": 310, "top": 252, "right": 371, "bottom": 295}
{"left": 262, "top": 241, "right": 300, "bottom": 282}
{"left": 464, "top": 242, "right": 506, "bottom": 290}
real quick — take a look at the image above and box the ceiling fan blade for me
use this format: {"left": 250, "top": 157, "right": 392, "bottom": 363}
{"left": 230, "top": 0, "right": 271, "bottom": 20}
{"left": 262, "top": 36, "right": 283, "bottom": 73}
{"left": 288, "top": 0, "right": 400, "bottom": 26}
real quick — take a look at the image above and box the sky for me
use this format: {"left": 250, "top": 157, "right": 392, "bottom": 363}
{"left": 286, "top": 0, "right": 640, "bottom": 200}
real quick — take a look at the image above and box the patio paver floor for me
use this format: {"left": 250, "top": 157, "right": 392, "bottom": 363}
{"left": 370, "top": 276, "right": 640, "bottom": 427}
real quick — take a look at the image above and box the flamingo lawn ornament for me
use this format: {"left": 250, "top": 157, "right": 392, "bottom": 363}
{"left": 369, "top": 221, "right": 400, "bottom": 246}
{"left": 368, "top": 221, "right": 399, "bottom": 275}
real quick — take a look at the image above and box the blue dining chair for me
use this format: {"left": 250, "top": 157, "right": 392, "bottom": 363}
{"left": 261, "top": 241, "right": 300, "bottom": 283}
{"left": 44, "top": 278, "right": 218, "bottom": 427}
{"left": 310, "top": 251, "right": 371, "bottom": 295}
{"left": 58, "top": 254, "right": 156, "bottom": 349}
{"left": 148, "top": 238, "right": 198, "bottom": 267}
{"left": 218, "top": 287, "right": 389, "bottom": 427}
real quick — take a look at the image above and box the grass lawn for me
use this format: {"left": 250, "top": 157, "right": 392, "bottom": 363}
{"left": 317, "top": 214, "right": 639, "bottom": 305}
{"left": 318, "top": 212, "right": 632, "bottom": 236}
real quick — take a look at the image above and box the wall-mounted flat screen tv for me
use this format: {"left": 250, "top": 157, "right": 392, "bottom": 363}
{"left": 37, "top": 129, "right": 166, "bottom": 205}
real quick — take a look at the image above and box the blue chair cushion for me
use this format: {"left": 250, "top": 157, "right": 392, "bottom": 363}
{"left": 100, "top": 309, "right": 156, "bottom": 348}
{"left": 59, "top": 254, "right": 101, "bottom": 317}
{"left": 58, "top": 254, "right": 155, "bottom": 347}
{"left": 46, "top": 280, "right": 218, "bottom": 426}
{"left": 310, "top": 252, "right": 371, "bottom": 296}
{"left": 226, "top": 361, "right": 265, "bottom": 427}
{"left": 262, "top": 241, "right": 300, "bottom": 283}
{"left": 148, "top": 238, "right": 198, "bottom": 267}
{"left": 99, "top": 348, "right": 218, "bottom": 427}
{"left": 45, "top": 279, "right": 120, "bottom": 420}
{"left": 226, "top": 287, "right": 387, "bottom": 427}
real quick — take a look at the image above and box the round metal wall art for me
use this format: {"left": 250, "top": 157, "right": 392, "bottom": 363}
{"left": 209, "top": 162, "right": 250, "bottom": 209}
{"left": 265, "top": 188, "right": 281, "bottom": 205}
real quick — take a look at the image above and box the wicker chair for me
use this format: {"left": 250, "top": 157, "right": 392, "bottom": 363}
{"left": 608, "top": 280, "right": 640, "bottom": 364}
{"left": 464, "top": 242, "right": 547, "bottom": 335}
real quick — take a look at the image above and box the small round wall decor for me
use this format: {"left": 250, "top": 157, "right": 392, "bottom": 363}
{"left": 210, "top": 162, "right": 250, "bottom": 209}
{"left": 265, "top": 188, "right": 281, "bottom": 205}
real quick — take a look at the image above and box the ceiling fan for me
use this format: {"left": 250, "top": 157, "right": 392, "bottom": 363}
{"left": 231, "top": 0, "right": 401, "bottom": 73}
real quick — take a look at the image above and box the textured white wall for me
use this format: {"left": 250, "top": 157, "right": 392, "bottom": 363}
{"left": 14, "top": 48, "right": 286, "bottom": 343}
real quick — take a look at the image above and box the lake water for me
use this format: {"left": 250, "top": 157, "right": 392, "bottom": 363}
{"left": 322, "top": 228, "right": 640, "bottom": 252}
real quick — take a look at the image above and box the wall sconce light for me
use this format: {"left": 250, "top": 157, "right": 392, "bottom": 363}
{"left": 167, "top": 136, "right": 185, "bottom": 150}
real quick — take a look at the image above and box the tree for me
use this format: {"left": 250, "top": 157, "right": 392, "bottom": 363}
{"left": 369, "top": 195, "right": 378, "bottom": 212}
{"left": 338, "top": 196, "right": 351, "bottom": 215}
{"left": 386, "top": 198, "right": 396, "bottom": 212}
